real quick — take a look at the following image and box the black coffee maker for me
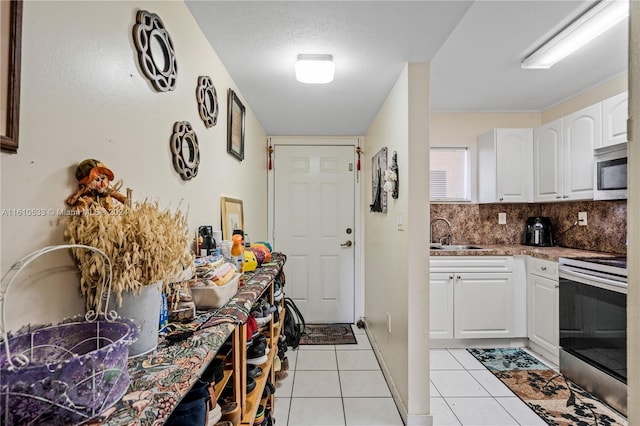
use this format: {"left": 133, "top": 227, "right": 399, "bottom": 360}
{"left": 199, "top": 225, "right": 216, "bottom": 256}
{"left": 523, "top": 217, "right": 554, "bottom": 247}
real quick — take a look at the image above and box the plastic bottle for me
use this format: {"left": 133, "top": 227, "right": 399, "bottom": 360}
{"left": 231, "top": 234, "right": 244, "bottom": 275}
{"left": 159, "top": 293, "right": 168, "bottom": 332}
{"left": 244, "top": 233, "right": 251, "bottom": 248}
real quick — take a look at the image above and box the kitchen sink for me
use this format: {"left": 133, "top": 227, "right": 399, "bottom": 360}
{"left": 430, "top": 244, "right": 488, "bottom": 250}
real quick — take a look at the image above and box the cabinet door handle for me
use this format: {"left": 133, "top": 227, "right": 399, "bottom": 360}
{"left": 555, "top": 195, "right": 562, "bottom": 199}
{"left": 541, "top": 266, "right": 547, "bottom": 271}
{"left": 449, "top": 275, "right": 454, "bottom": 280}
{"left": 562, "top": 195, "right": 569, "bottom": 199}
{"left": 554, "top": 284, "right": 559, "bottom": 289}
{"left": 499, "top": 197, "right": 504, "bottom": 201}
{"left": 457, "top": 275, "right": 461, "bottom": 280}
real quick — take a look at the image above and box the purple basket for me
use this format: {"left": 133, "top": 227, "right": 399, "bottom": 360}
{"left": 0, "top": 245, "right": 138, "bottom": 425}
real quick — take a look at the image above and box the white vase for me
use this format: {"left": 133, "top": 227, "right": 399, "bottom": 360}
{"left": 112, "top": 281, "right": 162, "bottom": 358}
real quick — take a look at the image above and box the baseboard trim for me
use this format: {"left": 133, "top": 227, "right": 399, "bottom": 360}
{"left": 363, "top": 319, "right": 433, "bottom": 426}
{"left": 406, "top": 414, "right": 434, "bottom": 425}
{"left": 430, "top": 337, "right": 528, "bottom": 349}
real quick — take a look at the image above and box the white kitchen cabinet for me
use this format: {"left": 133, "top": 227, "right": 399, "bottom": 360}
{"left": 429, "top": 273, "right": 454, "bottom": 339}
{"left": 561, "top": 103, "right": 601, "bottom": 200}
{"left": 527, "top": 257, "right": 559, "bottom": 364}
{"left": 478, "top": 128, "right": 533, "bottom": 203}
{"left": 602, "top": 92, "right": 628, "bottom": 147}
{"left": 533, "top": 119, "right": 563, "bottom": 202}
{"left": 454, "top": 272, "right": 514, "bottom": 338}
{"left": 430, "top": 256, "right": 526, "bottom": 340}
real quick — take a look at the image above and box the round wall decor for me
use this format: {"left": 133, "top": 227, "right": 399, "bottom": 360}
{"left": 170, "top": 121, "right": 200, "bottom": 180}
{"left": 196, "top": 76, "right": 218, "bottom": 128}
{"left": 133, "top": 10, "right": 178, "bottom": 92}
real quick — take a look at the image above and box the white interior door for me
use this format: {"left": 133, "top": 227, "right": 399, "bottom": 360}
{"left": 274, "top": 145, "right": 355, "bottom": 323}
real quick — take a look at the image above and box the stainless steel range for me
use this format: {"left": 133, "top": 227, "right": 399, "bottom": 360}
{"left": 558, "top": 256, "right": 627, "bottom": 415}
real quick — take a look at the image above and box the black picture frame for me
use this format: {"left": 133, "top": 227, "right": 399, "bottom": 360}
{"left": 227, "top": 89, "right": 245, "bottom": 161}
{"left": 370, "top": 147, "right": 388, "bottom": 213}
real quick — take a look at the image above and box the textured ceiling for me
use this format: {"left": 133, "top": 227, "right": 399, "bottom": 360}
{"left": 430, "top": 0, "right": 628, "bottom": 112}
{"left": 185, "top": 1, "right": 628, "bottom": 136}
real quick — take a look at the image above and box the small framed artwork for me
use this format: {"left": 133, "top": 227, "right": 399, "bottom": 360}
{"left": 227, "top": 89, "right": 246, "bottom": 161}
{"left": 370, "top": 147, "right": 388, "bottom": 213}
{"left": 220, "top": 196, "right": 244, "bottom": 240}
{"left": 1, "top": 0, "right": 23, "bottom": 153}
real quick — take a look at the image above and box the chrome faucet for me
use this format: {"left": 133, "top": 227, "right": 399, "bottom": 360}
{"left": 430, "top": 217, "right": 452, "bottom": 245}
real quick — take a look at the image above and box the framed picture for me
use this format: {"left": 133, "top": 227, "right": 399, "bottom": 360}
{"left": 370, "top": 147, "right": 388, "bottom": 213}
{"left": 220, "top": 196, "right": 244, "bottom": 240}
{"left": 1, "top": 0, "right": 23, "bottom": 153}
{"left": 227, "top": 89, "right": 245, "bottom": 161}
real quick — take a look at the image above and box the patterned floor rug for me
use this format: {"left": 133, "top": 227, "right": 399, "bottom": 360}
{"left": 299, "top": 323, "right": 357, "bottom": 345}
{"left": 468, "top": 348, "right": 627, "bottom": 426}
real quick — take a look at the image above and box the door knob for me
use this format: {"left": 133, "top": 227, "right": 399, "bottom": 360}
{"left": 341, "top": 241, "right": 353, "bottom": 247}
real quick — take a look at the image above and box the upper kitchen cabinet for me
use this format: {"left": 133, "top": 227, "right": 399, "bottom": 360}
{"left": 478, "top": 128, "right": 533, "bottom": 203}
{"left": 533, "top": 119, "right": 562, "bottom": 202}
{"left": 561, "top": 103, "right": 601, "bottom": 200}
{"left": 602, "top": 92, "right": 628, "bottom": 147}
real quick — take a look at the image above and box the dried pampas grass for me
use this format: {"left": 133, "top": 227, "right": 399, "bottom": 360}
{"left": 64, "top": 200, "right": 193, "bottom": 310}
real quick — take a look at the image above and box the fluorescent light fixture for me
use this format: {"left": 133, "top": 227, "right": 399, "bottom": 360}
{"left": 522, "top": 0, "right": 628, "bottom": 69}
{"left": 295, "top": 54, "right": 335, "bottom": 84}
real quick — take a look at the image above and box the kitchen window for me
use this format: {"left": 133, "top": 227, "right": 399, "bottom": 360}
{"left": 430, "top": 147, "right": 471, "bottom": 202}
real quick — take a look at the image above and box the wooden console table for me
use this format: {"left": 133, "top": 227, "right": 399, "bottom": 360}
{"left": 90, "top": 253, "right": 286, "bottom": 425}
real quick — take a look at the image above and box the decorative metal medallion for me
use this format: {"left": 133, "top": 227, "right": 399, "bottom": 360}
{"left": 196, "top": 76, "right": 218, "bottom": 128}
{"left": 133, "top": 10, "right": 178, "bottom": 92}
{"left": 170, "top": 121, "right": 200, "bottom": 180}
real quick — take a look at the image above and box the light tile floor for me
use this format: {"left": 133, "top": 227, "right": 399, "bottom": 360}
{"left": 274, "top": 327, "right": 552, "bottom": 426}
{"left": 428, "top": 348, "right": 551, "bottom": 426}
{"left": 274, "top": 324, "right": 404, "bottom": 426}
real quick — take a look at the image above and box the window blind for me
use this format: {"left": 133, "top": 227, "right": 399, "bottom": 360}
{"left": 430, "top": 147, "right": 471, "bottom": 201}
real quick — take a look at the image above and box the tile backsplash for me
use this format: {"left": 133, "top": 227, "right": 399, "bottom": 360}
{"left": 430, "top": 200, "right": 626, "bottom": 254}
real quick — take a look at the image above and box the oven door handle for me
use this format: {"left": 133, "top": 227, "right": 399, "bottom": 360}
{"left": 559, "top": 267, "right": 627, "bottom": 294}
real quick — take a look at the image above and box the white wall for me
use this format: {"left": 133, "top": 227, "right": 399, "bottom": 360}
{"left": 406, "top": 63, "right": 431, "bottom": 422}
{"left": 627, "top": 1, "right": 639, "bottom": 423}
{"left": 542, "top": 74, "right": 627, "bottom": 124}
{"left": 0, "top": 1, "right": 267, "bottom": 331}
{"left": 364, "top": 63, "right": 430, "bottom": 423}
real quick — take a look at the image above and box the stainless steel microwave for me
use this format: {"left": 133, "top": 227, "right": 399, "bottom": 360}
{"left": 594, "top": 142, "right": 627, "bottom": 200}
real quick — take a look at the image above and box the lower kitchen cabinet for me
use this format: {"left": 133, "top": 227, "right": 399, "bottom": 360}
{"left": 429, "top": 273, "right": 454, "bottom": 339}
{"left": 429, "top": 256, "right": 526, "bottom": 340}
{"left": 527, "top": 258, "right": 559, "bottom": 364}
{"left": 454, "top": 272, "right": 514, "bottom": 338}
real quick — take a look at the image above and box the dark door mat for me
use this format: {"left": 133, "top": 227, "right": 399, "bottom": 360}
{"left": 467, "top": 348, "right": 627, "bottom": 426}
{"left": 299, "top": 323, "right": 358, "bottom": 345}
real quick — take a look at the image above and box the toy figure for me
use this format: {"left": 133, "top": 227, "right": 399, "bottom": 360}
{"left": 65, "top": 159, "right": 128, "bottom": 211}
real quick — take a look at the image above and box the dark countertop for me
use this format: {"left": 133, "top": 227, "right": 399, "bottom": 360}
{"left": 429, "top": 244, "right": 621, "bottom": 261}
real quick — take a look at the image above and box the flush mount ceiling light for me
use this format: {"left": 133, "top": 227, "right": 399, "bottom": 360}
{"left": 521, "top": 0, "right": 628, "bottom": 69}
{"left": 295, "top": 54, "right": 335, "bottom": 84}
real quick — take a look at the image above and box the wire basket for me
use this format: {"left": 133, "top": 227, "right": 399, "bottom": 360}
{"left": 0, "top": 245, "right": 138, "bottom": 425}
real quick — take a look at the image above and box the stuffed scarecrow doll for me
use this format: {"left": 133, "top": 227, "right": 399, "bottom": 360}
{"left": 65, "top": 159, "right": 128, "bottom": 211}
